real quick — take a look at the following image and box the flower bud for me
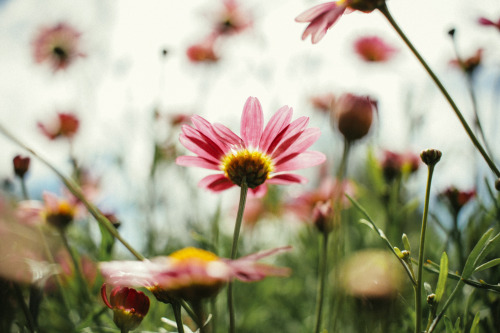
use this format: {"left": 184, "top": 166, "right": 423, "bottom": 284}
{"left": 495, "top": 178, "right": 500, "bottom": 191}
{"left": 427, "top": 293, "right": 436, "bottom": 305}
{"left": 420, "top": 149, "right": 442, "bottom": 166}
{"left": 332, "top": 93, "right": 377, "bottom": 142}
{"left": 101, "top": 284, "right": 150, "bottom": 332}
{"left": 13, "top": 155, "right": 31, "bottom": 178}
{"left": 312, "top": 201, "right": 333, "bottom": 233}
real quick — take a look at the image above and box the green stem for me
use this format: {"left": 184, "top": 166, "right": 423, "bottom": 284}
{"left": 228, "top": 181, "right": 248, "bottom": 333}
{"left": 193, "top": 301, "right": 207, "bottom": 333}
{"left": 20, "top": 177, "right": 29, "bottom": 200}
{"left": 427, "top": 280, "right": 464, "bottom": 332}
{"left": 13, "top": 283, "right": 37, "bottom": 333}
{"left": 172, "top": 302, "right": 186, "bottom": 333}
{"left": 415, "top": 164, "right": 435, "bottom": 333}
{"left": 313, "top": 231, "right": 329, "bottom": 333}
{"left": 378, "top": 3, "right": 500, "bottom": 178}
{"left": 0, "top": 123, "right": 145, "bottom": 261}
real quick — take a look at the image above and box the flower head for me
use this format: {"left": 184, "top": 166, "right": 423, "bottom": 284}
{"left": 213, "top": 0, "right": 252, "bottom": 36}
{"left": 354, "top": 36, "right": 397, "bottom": 62}
{"left": 32, "top": 22, "right": 85, "bottom": 71}
{"left": 176, "top": 97, "right": 326, "bottom": 195}
{"left": 449, "top": 48, "right": 483, "bottom": 75}
{"left": 295, "top": 0, "right": 385, "bottom": 44}
{"left": 380, "top": 150, "right": 420, "bottom": 182}
{"left": 101, "top": 284, "right": 150, "bottom": 332}
{"left": 438, "top": 186, "right": 476, "bottom": 216}
{"left": 331, "top": 93, "right": 377, "bottom": 142}
{"left": 13, "top": 155, "right": 31, "bottom": 179}
{"left": 100, "top": 246, "right": 291, "bottom": 303}
{"left": 42, "top": 192, "right": 78, "bottom": 230}
{"left": 186, "top": 34, "right": 220, "bottom": 63}
{"left": 38, "top": 112, "right": 80, "bottom": 140}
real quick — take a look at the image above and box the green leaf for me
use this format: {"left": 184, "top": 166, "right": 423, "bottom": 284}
{"left": 474, "top": 232, "right": 500, "bottom": 270}
{"left": 424, "top": 282, "right": 433, "bottom": 295}
{"left": 454, "top": 317, "right": 461, "bottom": 332}
{"left": 462, "top": 228, "right": 494, "bottom": 279}
{"left": 443, "top": 316, "right": 454, "bottom": 333}
{"left": 470, "top": 312, "right": 480, "bottom": 333}
{"left": 359, "top": 218, "right": 375, "bottom": 231}
{"left": 435, "top": 252, "right": 448, "bottom": 303}
{"left": 474, "top": 258, "right": 500, "bottom": 273}
{"left": 98, "top": 221, "right": 115, "bottom": 261}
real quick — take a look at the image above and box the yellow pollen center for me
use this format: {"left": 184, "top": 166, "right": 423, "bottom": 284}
{"left": 169, "top": 247, "right": 219, "bottom": 262}
{"left": 221, "top": 150, "right": 274, "bottom": 188}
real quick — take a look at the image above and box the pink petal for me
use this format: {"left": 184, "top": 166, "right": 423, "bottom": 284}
{"left": 238, "top": 246, "right": 293, "bottom": 261}
{"left": 42, "top": 192, "right": 59, "bottom": 211}
{"left": 99, "top": 260, "right": 160, "bottom": 287}
{"left": 267, "top": 173, "right": 308, "bottom": 185}
{"left": 198, "top": 174, "right": 235, "bottom": 192}
{"left": 228, "top": 246, "right": 293, "bottom": 281}
{"left": 259, "top": 105, "right": 293, "bottom": 153}
{"left": 274, "top": 151, "right": 326, "bottom": 172}
{"left": 478, "top": 17, "right": 494, "bottom": 26}
{"left": 295, "top": 2, "right": 337, "bottom": 22}
{"left": 266, "top": 116, "right": 309, "bottom": 155}
{"left": 272, "top": 127, "right": 321, "bottom": 161}
{"left": 213, "top": 123, "right": 244, "bottom": 147}
{"left": 176, "top": 155, "right": 220, "bottom": 170}
{"left": 191, "top": 116, "right": 231, "bottom": 153}
{"left": 249, "top": 185, "right": 267, "bottom": 198}
{"left": 241, "top": 97, "right": 264, "bottom": 149}
{"left": 180, "top": 125, "right": 225, "bottom": 162}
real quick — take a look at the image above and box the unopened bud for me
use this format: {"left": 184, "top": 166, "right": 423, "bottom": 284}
{"left": 332, "top": 93, "right": 377, "bottom": 142}
{"left": 495, "top": 178, "right": 500, "bottom": 191}
{"left": 312, "top": 201, "right": 333, "bottom": 234}
{"left": 420, "top": 149, "right": 442, "bottom": 166}
{"left": 448, "top": 28, "right": 456, "bottom": 37}
{"left": 427, "top": 293, "right": 436, "bottom": 305}
{"left": 13, "top": 155, "right": 31, "bottom": 178}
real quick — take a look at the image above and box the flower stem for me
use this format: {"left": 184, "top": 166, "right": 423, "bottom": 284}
{"left": 228, "top": 180, "right": 249, "bottom": 333}
{"left": 172, "top": 302, "right": 186, "bottom": 333}
{"left": 313, "top": 231, "right": 329, "bottom": 333}
{"left": 415, "top": 164, "right": 436, "bottom": 333}
{"left": 378, "top": 3, "right": 500, "bottom": 178}
{"left": 13, "top": 283, "right": 37, "bottom": 333}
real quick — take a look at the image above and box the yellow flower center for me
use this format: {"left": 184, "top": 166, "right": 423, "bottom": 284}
{"left": 221, "top": 150, "right": 274, "bottom": 188}
{"left": 169, "top": 247, "right": 219, "bottom": 262}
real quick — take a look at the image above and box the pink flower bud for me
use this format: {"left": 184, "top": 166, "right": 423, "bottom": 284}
{"left": 332, "top": 93, "right": 376, "bottom": 142}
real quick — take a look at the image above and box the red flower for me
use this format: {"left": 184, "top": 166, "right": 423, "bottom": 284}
{"left": 380, "top": 150, "right": 420, "bottom": 182}
{"left": 32, "top": 22, "right": 85, "bottom": 71}
{"left": 438, "top": 186, "right": 476, "bottom": 215}
{"left": 13, "top": 155, "right": 31, "bottom": 178}
{"left": 37, "top": 112, "right": 80, "bottom": 140}
{"left": 354, "top": 36, "right": 397, "bottom": 62}
{"left": 101, "top": 284, "right": 150, "bottom": 332}
{"left": 186, "top": 34, "right": 220, "bottom": 63}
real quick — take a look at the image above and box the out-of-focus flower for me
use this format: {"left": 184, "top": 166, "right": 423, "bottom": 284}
{"left": 32, "top": 22, "right": 85, "bottom": 71}
{"left": 342, "top": 249, "right": 404, "bottom": 299}
{"left": 310, "top": 93, "right": 335, "bottom": 114}
{"left": 295, "top": 0, "right": 385, "bottom": 44}
{"left": 353, "top": 36, "right": 397, "bottom": 62}
{"left": 478, "top": 16, "right": 500, "bottom": 31}
{"left": 186, "top": 34, "right": 220, "bottom": 63}
{"left": 213, "top": 0, "right": 252, "bottom": 36}
{"left": 312, "top": 200, "right": 333, "bottom": 233}
{"left": 176, "top": 96, "right": 326, "bottom": 196}
{"left": 100, "top": 246, "right": 291, "bottom": 303}
{"left": 331, "top": 93, "right": 377, "bottom": 142}
{"left": 449, "top": 49, "right": 483, "bottom": 75}
{"left": 13, "top": 155, "right": 31, "bottom": 179}
{"left": 37, "top": 112, "right": 80, "bottom": 140}
{"left": 169, "top": 113, "right": 193, "bottom": 127}
{"left": 380, "top": 150, "right": 420, "bottom": 182}
{"left": 289, "top": 177, "right": 356, "bottom": 224}
{"left": 438, "top": 186, "right": 476, "bottom": 216}
{"left": 101, "top": 284, "right": 150, "bottom": 332}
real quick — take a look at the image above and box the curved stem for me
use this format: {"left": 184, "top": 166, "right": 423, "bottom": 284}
{"left": 415, "top": 164, "right": 435, "bottom": 333}
{"left": 228, "top": 181, "right": 248, "bottom": 333}
{"left": 378, "top": 3, "right": 500, "bottom": 178}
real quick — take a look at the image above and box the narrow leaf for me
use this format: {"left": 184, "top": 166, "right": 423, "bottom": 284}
{"left": 470, "top": 312, "right": 480, "bottom": 333}
{"left": 435, "top": 252, "right": 448, "bottom": 303}
{"left": 443, "top": 316, "right": 454, "bottom": 333}
{"left": 474, "top": 232, "right": 500, "bottom": 270}
{"left": 474, "top": 258, "right": 500, "bottom": 273}
{"left": 462, "top": 228, "right": 493, "bottom": 279}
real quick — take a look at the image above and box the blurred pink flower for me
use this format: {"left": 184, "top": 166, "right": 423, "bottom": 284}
{"left": 310, "top": 93, "right": 335, "bottom": 114}
{"left": 478, "top": 16, "right": 500, "bottom": 31}
{"left": 214, "top": 0, "right": 252, "bottom": 36}
{"left": 186, "top": 34, "right": 220, "bottom": 63}
{"left": 449, "top": 48, "right": 483, "bottom": 74}
{"left": 176, "top": 96, "right": 326, "bottom": 196}
{"left": 17, "top": 192, "right": 78, "bottom": 229}
{"left": 32, "top": 22, "right": 85, "bottom": 71}
{"left": 380, "top": 149, "right": 420, "bottom": 182}
{"left": 295, "top": 2, "right": 347, "bottom": 44}
{"left": 438, "top": 186, "right": 476, "bottom": 215}
{"left": 37, "top": 112, "right": 80, "bottom": 140}
{"left": 100, "top": 246, "right": 291, "bottom": 302}
{"left": 13, "top": 155, "right": 31, "bottom": 179}
{"left": 353, "top": 36, "right": 397, "bottom": 62}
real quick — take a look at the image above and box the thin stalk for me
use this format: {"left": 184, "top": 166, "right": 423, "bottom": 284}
{"left": 378, "top": 3, "right": 500, "bottom": 178}
{"left": 415, "top": 164, "right": 436, "bottom": 333}
{"left": 427, "top": 280, "right": 464, "bottom": 332}
{"left": 313, "top": 231, "right": 329, "bottom": 333}
{"left": 228, "top": 180, "right": 248, "bottom": 333}
{"left": 0, "top": 123, "right": 145, "bottom": 261}
{"left": 172, "top": 302, "right": 186, "bottom": 333}
{"left": 20, "top": 177, "right": 29, "bottom": 200}
{"left": 193, "top": 301, "right": 207, "bottom": 333}
{"left": 13, "top": 283, "right": 37, "bottom": 333}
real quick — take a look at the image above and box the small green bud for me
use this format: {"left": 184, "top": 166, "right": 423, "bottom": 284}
{"left": 402, "top": 233, "right": 411, "bottom": 252}
{"left": 420, "top": 149, "right": 442, "bottom": 166}
{"left": 427, "top": 293, "right": 436, "bottom": 305}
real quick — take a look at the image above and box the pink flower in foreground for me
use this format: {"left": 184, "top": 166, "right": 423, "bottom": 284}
{"left": 214, "top": 0, "right": 252, "bottom": 36}
{"left": 295, "top": 0, "right": 385, "bottom": 44}
{"left": 100, "top": 246, "right": 291, "bottom": 302}
{"left": 478, "top": 16, "right": 500, "bottom": 31}
{"left": 32, "top": 22, "right": 85, "bottom": 71}
{"left": 354, "top": 36, "right": 397, "bottom": 62}
{"left": 38, "top": 112, "right": 80, "bottom": 140}
{"left": 176, "top": 97, "right": 326, "bottom": 196}
{"left": 101, "top": 285, "right": 150, "bottom": 332}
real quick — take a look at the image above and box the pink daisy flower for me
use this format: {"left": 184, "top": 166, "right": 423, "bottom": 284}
{"left": 37, "top": 112, "right": 80, "bottom": 140}
{"left": 175, "top": 97, "right": 326, "bottom": 196}
{"left": 353, "top": 35, "right": 397, "bottom": 62}
{"left": 478, "top": 16, "right": 500, "bottom": 31}
{"left": 32, "top": 22, "right": 85, "bottom": 71}
{"left": 100, "top": 246, "right": 291, "bottom": 302}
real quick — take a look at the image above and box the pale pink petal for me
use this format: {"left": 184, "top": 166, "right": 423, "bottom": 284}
{"left": 249, "top": 185, "right": 267, "bottom": 198}
{"left": 274, "top": 151, "right": 326, "bottom": 172}
{"left": 259, "top": 105, "right": 293, "bottom": 153}
{"left": 478, "top": 17, "right": 494, "bottom": 26}
{"left": 237, "top": 246, "right": 293, "bottom": 261}
{"left": 198, "top": 174, "right": 235, "bottom": 192}
{"left": 295, "top": 2, "right": 337, "bottom": 22}
{"left": 99, "top": 260, "right": 161, "bottom": 287}
{"left": 213, "top": 123, "right": 244, "bottom": 147}
{"left": 266, "top": 116, "right": 309, "bottom": 155}
{"left": 42, "top": 192, "right": 59, "bottom": 211}
{"left": 272, "top": 127, "right": 321, "bottom": 160}
{"left": 267, "top": 173, "right": 308, "bottom": 185}
{"left": 240, "top": 97, "right": 264, "bottom": 149}
{"left": 191, "top": 116, "right": 231, "bottom": 153}
{"left": 180, "top": 125, "right": 225, "bottom": 162}
{"left": 176, "top": 156, "right": 220, "bottom": 170}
